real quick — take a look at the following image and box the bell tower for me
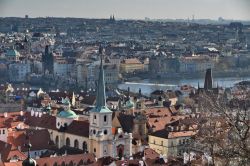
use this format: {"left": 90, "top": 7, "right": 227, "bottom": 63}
{"left": 89, "top": 46, "right": 113, "bottom": 158}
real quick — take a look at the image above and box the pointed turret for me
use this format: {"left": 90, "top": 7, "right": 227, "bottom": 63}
{"left": 22, "top": 136, "right": 36, "bottom": 166}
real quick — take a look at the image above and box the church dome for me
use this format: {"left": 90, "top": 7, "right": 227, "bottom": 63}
{"left": 22, "top": 158, "right": 36, "bottom": 166}
{"left": 125, "top": 99, "right": 134, "bottom": 109}
{"left": 22, "top": 143, "right": 36, "bottom": 166}
{"left": 6, "top": 49, "right": 20, "bottom": 57}
{"left": 57, "top": 109, "right": 78, "bottom": 119}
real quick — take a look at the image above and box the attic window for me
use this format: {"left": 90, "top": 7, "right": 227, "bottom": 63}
{"left": 154, "top": 119, "right": 158, "bottom": 123}
{"left": 157, "top": 110, "right": 161, "bottom": 112}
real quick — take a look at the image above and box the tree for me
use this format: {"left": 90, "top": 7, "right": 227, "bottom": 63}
{"left": 193, "top": 92, "right": 250, "bottom": 165}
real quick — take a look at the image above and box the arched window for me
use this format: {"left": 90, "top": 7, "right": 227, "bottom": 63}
{"left": 82, "top": 141, "right": 87, "bottom": 153}
{"left": 66, "top": 137, "right": 70, "bottom": 147}
{"left": 53, "top": 163, "right": 58, "bottom": 166}
{"left": 55, "top": 136, "right": 59, "bottom": 147}
{"left": 61, "top": 162, "right": 66, "bottom": 166}
{"left": 74, "top": 139, "right": 79, "bottom": 149}
{"left": 93, "top": 129, "right": 96, "bottom": 134}
{"left": 104, "top": 115, "right": 107, "bottom": 122}
{"left": 78, "top": 160, "right": 84, "bottom": 166}
{"left": 104, "top": 130, "right": 108, "bottom": 135}
{"left": 69, "top": 161, "right": 73, "bottom": 166}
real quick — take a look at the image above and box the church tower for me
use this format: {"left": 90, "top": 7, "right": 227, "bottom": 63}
{"left": 89, "top": 46, "right": 113, "bottom": 158}
{"left": 204, "top": 68, "right": 213, "bottom": 90}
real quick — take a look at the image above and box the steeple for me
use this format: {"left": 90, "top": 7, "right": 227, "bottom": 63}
{"left": 22, "top": 135, "right": 36, "bottom": 166}
{"left": 91, "top": 45, "right": 111, "bottom": 113}
{"left": 96, "top": 46, "right": 106, "bottom": 107}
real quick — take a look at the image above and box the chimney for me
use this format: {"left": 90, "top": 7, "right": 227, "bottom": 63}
{"left": 45, "top": 45, "right": 50, "bottom": 55}
{"left": 139, "top": 88, "right": 142, "bottom": 97}
{"left": 38, "top": 112, "right": 42, "bottom": 118}
{"left": 31, "top": 109, "right": 34, "bottom": 116}
{"left": 158, "top": 96, "right": 163, "bottom": 107}
{"left": 4, "top": 112, "right": 8, "bottom": 118}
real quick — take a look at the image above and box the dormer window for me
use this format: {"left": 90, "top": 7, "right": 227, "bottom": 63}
{"left": 104, "top": 115, "right": 107, "bottom": 122}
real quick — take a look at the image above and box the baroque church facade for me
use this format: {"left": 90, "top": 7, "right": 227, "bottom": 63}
{"left": 28, "top": 46, "right": 132, "bottom": 159}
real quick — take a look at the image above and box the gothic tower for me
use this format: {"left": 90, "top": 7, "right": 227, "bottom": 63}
{"left": 204, "top": 68, "right": 213, "bottom": 90}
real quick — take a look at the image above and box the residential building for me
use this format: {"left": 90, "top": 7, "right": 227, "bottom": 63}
{"left": 8, "top": 61, "right": 31, "bottom": 82}
{"left": 120, "top": 58, "right": 144, "bottom": 73}
{"left": 179, "top": 55, "right": 214, "bottom": 73}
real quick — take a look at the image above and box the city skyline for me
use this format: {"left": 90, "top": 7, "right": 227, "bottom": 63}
{"left": 0, "top": 0, "right": 250, "bottom": 20}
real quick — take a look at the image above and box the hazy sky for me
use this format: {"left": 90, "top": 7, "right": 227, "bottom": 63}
{"left": 0, "top": 0, "right": 250, "bottom": 20}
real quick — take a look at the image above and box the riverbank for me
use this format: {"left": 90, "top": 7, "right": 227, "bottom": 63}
{"left": 118, "top": 76, "right": 250, "bottom": 95}
{"left": 135, "top": 69, "right": 250, "bottom": 80}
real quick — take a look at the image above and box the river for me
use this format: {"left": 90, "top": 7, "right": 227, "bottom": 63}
{"left": 118, "top": 76, "right": 250, "bottom": 95}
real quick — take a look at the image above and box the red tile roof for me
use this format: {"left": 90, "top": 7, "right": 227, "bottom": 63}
{"left": 67, "top": 120, "right": 89, "bottom": 137}
{"left": 24, "top": 112, "right": 57, "bottom": 130}
{"left": 7, "top": 129, "right": 53, "bottom": 152}
{"left": 0, "top": 140, "right": 26, "bottom": 162}
{"left": 4, "top": 153, "right": 96, "bottom": 166}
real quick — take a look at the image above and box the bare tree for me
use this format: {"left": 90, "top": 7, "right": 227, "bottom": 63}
{"left": 193, "top": 92, "right": 250, "bottom": 165}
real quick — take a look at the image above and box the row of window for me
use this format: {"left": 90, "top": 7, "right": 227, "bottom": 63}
{"left": 93, "top": 115, "right": 108, "bottom": 124}
{"left": 55, "top": 136, "right": 88, "bottom": 152}
{"left": 91, "top": 129, "right": 108, "bottom": 135}
{"left": 151, "top": 138, "right": 190, "bottom": 147}
{"left": 0, "top": 129, "right": 6, "bottom": 135}
{"left": 179, "top": 139, "right": 190, "bottom": 145}
{"left": 152, "top": 140, "right": 164, "bottom": 146}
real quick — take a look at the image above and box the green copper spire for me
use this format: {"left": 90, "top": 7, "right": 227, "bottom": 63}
{"left": 91, "top": 45, "right": 111, "bottom": 113}
{"left": 96, "top": 46, "right": 106, "bottom": 107}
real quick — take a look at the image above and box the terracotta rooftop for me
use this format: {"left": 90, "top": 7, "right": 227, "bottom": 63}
{"left": 0, "top": 140, "right": 26, "bottom": 162}
{"left": 7, "top": 129, "right": 53, "bottom": 152}
{"left": 24, "top": 112, "right": 57, "bottom": 130}
{"left": 67, "top": 120, "right": 89, "bottom": 137}
{"left": 4, "top": 153, "right": 96, "bottom": 166}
